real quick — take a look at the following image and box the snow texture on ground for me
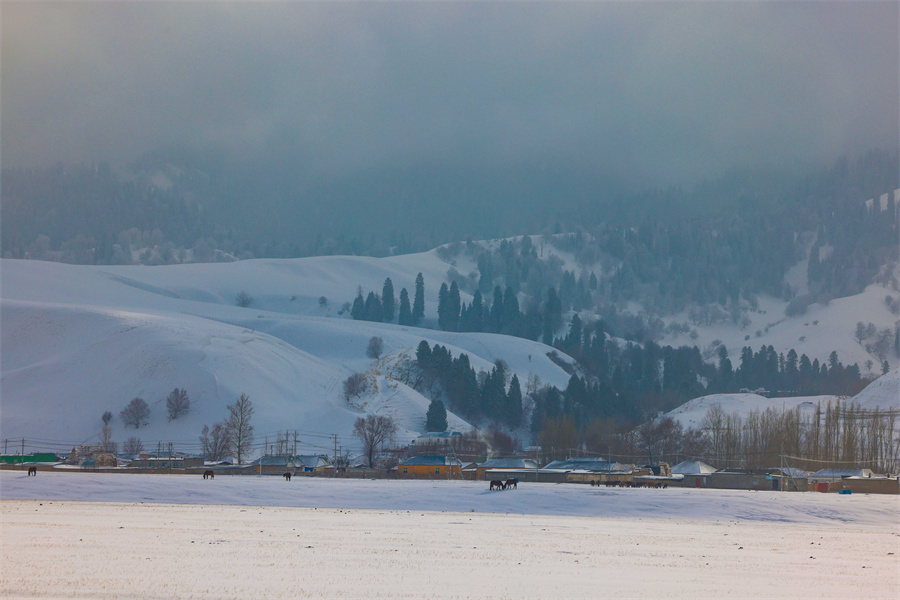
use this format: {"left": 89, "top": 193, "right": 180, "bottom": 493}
{"left": 2, "top": 471, "right": 898, "bottom": 599}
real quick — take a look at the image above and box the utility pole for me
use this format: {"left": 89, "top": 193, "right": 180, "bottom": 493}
{"left": 333, "top": 434, "right": 339, "bottom": 477}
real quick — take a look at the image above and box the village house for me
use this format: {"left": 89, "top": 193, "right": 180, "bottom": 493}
{"left": 397, "top": 455, "right": 462, "bottom": 479}
{"left": 707, "top": 467, "right": 810, "bottom": 491}
{"left": 535, "top": 457, "right": 635, "bottom": 484}
{"left": 809, "top": 468, "right": 875, "bottom": 492}
{"left": 466, "top": 457, "right": 539, "bottom": 481}
{"left": 840, "top": 474, "right": 899, "bottom": 495}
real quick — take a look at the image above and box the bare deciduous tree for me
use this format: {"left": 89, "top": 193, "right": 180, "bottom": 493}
{"left": 120, "top": 397, "right": 150, "bottom": 429}
{"left": 353, "top": 414, "right": 397, "bottom": 468}
{"left": 343, "top": 372, "right": 369, "bottom": 402}
{"left": 101, "top": 410, "right": 113, "bottom": 425}
{"left": 200, "top": 422, "right": 231, "bottom": 461}
{"left": 99, "top": 424, "right": 117, "bottom": 453}
{"left": 123, "top": 436, "right": 144, "bottom": 455}
{"left": 226, "top": 394, "right": 254, "bottom": 464}
{"left": 166, "top": 388, "right": 190, "bottom": 420}
{"left": 537, "top": 415, "right": 580, "bottom": 463}
{"left": 636, "top": 417, "right": 682, "bottom": 465}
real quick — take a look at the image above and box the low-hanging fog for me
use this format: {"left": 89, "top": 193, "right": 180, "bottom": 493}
{"left": 2, "top": 2, "right": 897, "bottom": 253}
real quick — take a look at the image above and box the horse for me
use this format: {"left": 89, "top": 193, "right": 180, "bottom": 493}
{"left": 283, "top": 472, "right": 292, "bottom": 481}
{"left": 489, "top": 480, "right": 504, "bottom": 491}
{"left": 27, "top": 466, "right": 37, "bottom": 476}
{"left": 203, "top": 470, "right": 215, "bottom": 480}
{"left": 504, "top": 478, "right": 518, "bottom": 490}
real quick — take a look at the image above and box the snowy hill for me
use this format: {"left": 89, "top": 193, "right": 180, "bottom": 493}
{"left": 659, "top": 279, "right": 899, "bottom": 378}
{"left": 665, "top": 369, "right": 900, "bottom": 429}
{"left": 0, "top": 255, "right": 573, "bottom": 454}
{"left": 850, "top": 367, "right": 900, "bottom": 410}
{"left": 663, "top": 393, "right": 838, "bottom": 429}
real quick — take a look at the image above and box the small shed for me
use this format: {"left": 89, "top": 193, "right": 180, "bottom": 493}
{"left": 707, "top": 468, "right": 778, "bottom": 491}
{"left": 671, "top": 460, "right": 716, "bottom": 488}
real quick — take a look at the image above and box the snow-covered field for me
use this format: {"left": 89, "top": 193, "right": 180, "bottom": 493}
{"left": 2, "top": 472, "right": 898, "bottom": 598}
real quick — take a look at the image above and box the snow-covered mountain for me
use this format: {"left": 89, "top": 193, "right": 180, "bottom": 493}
{"left": 0, "top": 253, "right": 573, "bottom": 453}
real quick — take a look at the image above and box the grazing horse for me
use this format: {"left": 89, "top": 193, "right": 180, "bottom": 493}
{"left": 489, "top": 480, "right": 504, "bottom": 491}
{"left": 504, "top": 478, "right": 518, "bottom": 490}
{"left": 27, "top": 466, "right": 37, "bottom": 476}
{"left": 283, "top": 472, "right": 292, "bottom": 481}
{"left": 203, "top": 470, "right": 215, "bottom": 480}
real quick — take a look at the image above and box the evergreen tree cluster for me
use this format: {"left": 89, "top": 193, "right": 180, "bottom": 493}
{"left": 541, "top": 313, "right": 868, "bottom": 437}
{"left": 351, "top": 274, "right": 424, "bottom": 325}
{"left": 415, "top": 341, "right": 523, "bottom": 428}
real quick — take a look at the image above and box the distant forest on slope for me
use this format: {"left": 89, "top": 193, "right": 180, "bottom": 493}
{"left": 2, "top": 148, "right": 898, "bottom": 314}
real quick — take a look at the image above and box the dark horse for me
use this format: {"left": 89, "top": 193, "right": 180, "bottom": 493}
{"left": 203, "top": 470, "right": 215, "bottom": 480}
{"left": 283, "top": 472, "right": 292, "bottom": 481}
{"left": 490, "top": 480, "right": 504, "bottom": 491}
{"left": 504, "top": 478, "right": 518, "bottom": 489}
{"left": 27, "top": 466, "right": 37, "bottom": 476}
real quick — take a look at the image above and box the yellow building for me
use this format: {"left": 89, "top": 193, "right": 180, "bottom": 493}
{"left": 397, "top": 456, "right": 462, "bottom": 479}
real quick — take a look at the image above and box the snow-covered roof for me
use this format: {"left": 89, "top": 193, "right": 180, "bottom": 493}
{"left": 478, "top": 458, "right": 539, "bottom": 470}
{"left": 810, "top": 468, "right": 874, "bottom": 479}
{"left": 295, "top": 455, "right": 330, "bottom": 468}
{"left": 671, "top": 460, "right": 717, "bottom": 475}
{"left": 400, "top": 455, "right": 462, "bottom": 467}
{"left": 772, "top": 467, "right": 809, "bottom": 479}
{"left": 541, "top": 458, "right": 629, "bottom": 472}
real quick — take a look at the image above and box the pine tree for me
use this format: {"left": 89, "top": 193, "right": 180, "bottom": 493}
{"left": 542, "top": 287, "right": 562, "bottom": 344}
{"left": 502, "top": 286, "right": 520, "bottom": 336}
{"left": 416, "top": 340, "right": 433, "bottom": 370}
{"left": 413, "top": 273, "right": 425, "bottom": 324}
{"left": 364, "top": 291, "right": 382, "bottom": 322}
{"left": 398, "top": 288, "right": 413, "bottom": 326}
{"left": 448, "top": 281, "right": 461, "bottom": 332}
{"left": 470, "top": 290, "right": 484, "bottom": 332}
{"left": 381, "top": 278, "right": 395, "bottom": 322}
{"left": 425, "top": 399, "right": 448, "bottom": 432}
{"left": 351, "top": 290, "right": 365, "bottom": 320}
{"left": 437, "top": 283, "right": 450, "bottom": 330}
{"left": 506, "top": 374, "right": 523, "bottom": 428}
{"left": 489, "top": 286, "right": 504, "bottom": 333}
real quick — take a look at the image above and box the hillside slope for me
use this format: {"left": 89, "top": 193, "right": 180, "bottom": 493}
{"left": 0, "top": 256, "right": 573, "bottom": 454}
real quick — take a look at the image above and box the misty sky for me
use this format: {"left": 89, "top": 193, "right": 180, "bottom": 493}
{"left": 2, "top": 1, "right": 897, "bottom": 189}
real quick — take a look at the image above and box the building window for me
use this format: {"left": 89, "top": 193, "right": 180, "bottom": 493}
{"left": 435, "top": 467, "right": 440, "bottom": 474}
{"left": 403, "top": 467, "right": 407, "bottom": 474}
